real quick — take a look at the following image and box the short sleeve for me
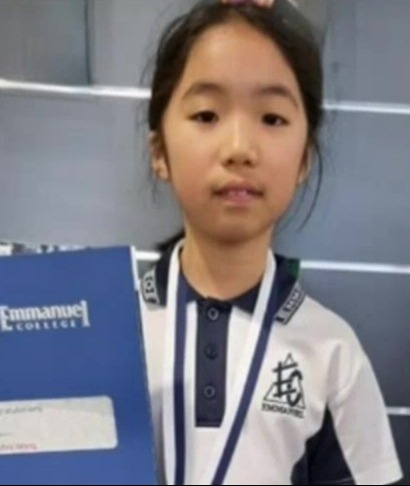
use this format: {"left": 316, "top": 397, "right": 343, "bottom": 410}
{"left": 296, "top": 352, "right": 403, "bottom": 485}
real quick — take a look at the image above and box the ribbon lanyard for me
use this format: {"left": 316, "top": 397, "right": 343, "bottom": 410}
{"left": 163, "top": 241, "right": 279, "bottom": 485}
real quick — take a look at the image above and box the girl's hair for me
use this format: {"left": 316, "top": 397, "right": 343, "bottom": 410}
{"left": 146, "top": 0, "right": 324, "bottom": 254}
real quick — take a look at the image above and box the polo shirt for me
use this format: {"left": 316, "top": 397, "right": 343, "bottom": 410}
{"left": 139, "top": 244, "right": 403, "bottom": 485}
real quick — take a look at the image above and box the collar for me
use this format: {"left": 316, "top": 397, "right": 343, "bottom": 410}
{"left": 140, "top": 243, "right": 304, "bottom": 324}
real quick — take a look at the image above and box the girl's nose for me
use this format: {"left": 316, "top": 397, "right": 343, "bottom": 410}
{"left": 220, "top": 118, "right": 258, "bottom": 168}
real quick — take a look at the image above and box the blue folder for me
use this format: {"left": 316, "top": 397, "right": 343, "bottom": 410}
{"left": 0, "top": 246, "right": 157, "bottom": 485}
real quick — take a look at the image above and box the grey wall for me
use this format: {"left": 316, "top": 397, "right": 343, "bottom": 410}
{"left": 0, "top": 0, "right": 408, "bottom": 482}
{"left": 0, "top": 0, "right": 89, "bottom": 85}
{"left": 298, "top": 2, "right": 410, "bottom": 482}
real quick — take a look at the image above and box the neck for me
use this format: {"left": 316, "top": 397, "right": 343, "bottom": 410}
{"left": 180, "top": 229, "right": 273, "bottom": 301}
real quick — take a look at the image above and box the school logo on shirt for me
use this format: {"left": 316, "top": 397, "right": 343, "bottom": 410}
{"left": 262, "top": 353, "right": 305, "bottom": 419}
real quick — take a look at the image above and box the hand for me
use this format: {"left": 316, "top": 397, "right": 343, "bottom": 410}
{"left": 221, "top": 0, "right": 275, "bottom": 8}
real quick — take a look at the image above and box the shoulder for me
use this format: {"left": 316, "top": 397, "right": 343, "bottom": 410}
{"left": 296, "top": 294, "right": 363, "bottom": 349}
{"left": 290, "top": 294, "right": 376, "bottom": 403}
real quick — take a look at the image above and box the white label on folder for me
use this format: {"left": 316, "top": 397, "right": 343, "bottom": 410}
{"left": 0, "top": 396, "right": 118, "bottom": 455}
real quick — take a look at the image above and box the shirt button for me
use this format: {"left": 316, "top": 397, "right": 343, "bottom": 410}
{"left": 203, "top": 385, "right": 217, "bottom": 400}
{"left": 207, "top": 307, "right": 220, "bottom": 322}
{"left": 205, "top": 344, "right": 219, "bottom": 360}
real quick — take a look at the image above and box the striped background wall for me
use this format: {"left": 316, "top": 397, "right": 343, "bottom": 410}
{"left": 0, "top": 1, "right": 408, "bottom": 483}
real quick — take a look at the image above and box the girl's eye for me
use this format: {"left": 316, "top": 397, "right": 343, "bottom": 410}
{"left": 191, "top": 111, "right": 218, "bottom": 124}
{"left": 262, "top": 114, "right": 287, "bottom": 126}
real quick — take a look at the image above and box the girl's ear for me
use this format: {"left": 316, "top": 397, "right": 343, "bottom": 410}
{"left": 297, "top": 145, "right": 313, "bottom": 185}
{"left": 149, "top": 131, "right": 170, "bottom": 182}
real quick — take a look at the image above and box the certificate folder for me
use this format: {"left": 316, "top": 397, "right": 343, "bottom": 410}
{"left": 0, "top": 246, "right": 157, "bottom": 485}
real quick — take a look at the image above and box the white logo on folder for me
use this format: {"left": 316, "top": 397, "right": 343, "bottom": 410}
{"left": 0, "top": 301, "right": 90, "bottom": 333}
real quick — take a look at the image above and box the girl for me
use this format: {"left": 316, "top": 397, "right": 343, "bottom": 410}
{"left": 139, "top": 0, "right": 403, "bottom": 484}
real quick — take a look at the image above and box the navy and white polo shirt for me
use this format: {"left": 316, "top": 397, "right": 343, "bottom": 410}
{"left": 139, "top": 245, "right": 402, "bottom": 485}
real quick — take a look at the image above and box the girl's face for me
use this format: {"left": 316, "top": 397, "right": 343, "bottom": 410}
{"left": 150, "top": 19, "right": 309, "bottom": 245}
